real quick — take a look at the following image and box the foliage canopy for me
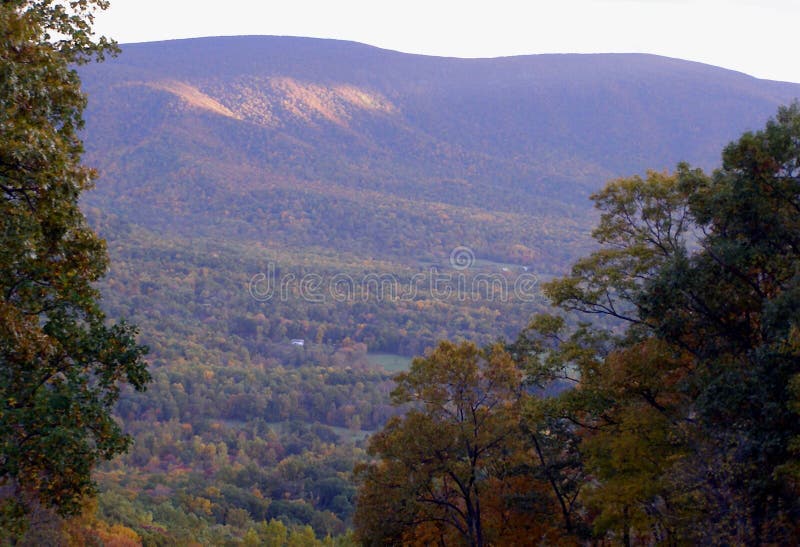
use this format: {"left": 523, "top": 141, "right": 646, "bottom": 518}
{"left": 533, "top": 102, "right": 800, "bottom": 543}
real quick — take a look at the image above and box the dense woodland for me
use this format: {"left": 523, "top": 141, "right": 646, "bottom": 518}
{"left": 2, "top": 1, "right": 800, "bottom": 545}
{"left": 88, "top": 225, "right": 545, "bottom": 359}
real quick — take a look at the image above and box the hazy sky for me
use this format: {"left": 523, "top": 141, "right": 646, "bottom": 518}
{"left": 94, "top": 0, "right": 800, "bottom": 83}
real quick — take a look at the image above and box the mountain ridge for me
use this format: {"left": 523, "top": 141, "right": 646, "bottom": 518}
{"left": 79, "top": 36, "right": 800, "bottom": 276}
{"left": 78, "top": 34, "right": 800, "bottom": 292}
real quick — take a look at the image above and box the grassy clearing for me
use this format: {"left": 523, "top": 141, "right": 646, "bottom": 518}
{"left": 367, "top": 352, "right": 412, "bottom": 373}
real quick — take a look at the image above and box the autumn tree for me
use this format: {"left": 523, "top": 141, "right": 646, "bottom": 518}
{"left": 353, "top": 341, "right": 565, "bottom": 546}
{"left": 0, "top": 0, "right": 149, "bottom": 535}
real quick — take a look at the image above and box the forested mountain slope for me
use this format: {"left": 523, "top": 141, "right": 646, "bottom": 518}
{"left": 79, "top": 36, "right": 800, "bottom": 272}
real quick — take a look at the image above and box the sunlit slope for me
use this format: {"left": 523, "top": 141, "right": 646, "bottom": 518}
{"left": 80, "top": 36, "right": 800, "bottom": 271}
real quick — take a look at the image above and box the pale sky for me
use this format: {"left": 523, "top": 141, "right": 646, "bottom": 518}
{"left": 94, "top": 0, "right": 800, "bottom": 84}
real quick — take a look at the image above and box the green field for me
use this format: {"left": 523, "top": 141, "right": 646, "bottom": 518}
{"left": 367, "top": 352, "right": 413, "bottom": 372}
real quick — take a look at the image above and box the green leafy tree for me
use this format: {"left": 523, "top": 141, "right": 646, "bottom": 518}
{"left": 636, "top": 104, "right": 800, "bottom": 542}
{"left": 530, "top": 103, "right": 800, "bottom": 544}
{"left": 0, "top": 0, "right": 149, "bottom": 534}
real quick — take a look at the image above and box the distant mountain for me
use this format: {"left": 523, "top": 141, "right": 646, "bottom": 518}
{"left": 79, "top": 36, "right": 800, "bottom": 272}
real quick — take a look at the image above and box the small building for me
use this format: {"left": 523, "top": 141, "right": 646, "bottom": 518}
{"left": 290, "top": 339, "right": 305, "bottom": 347}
